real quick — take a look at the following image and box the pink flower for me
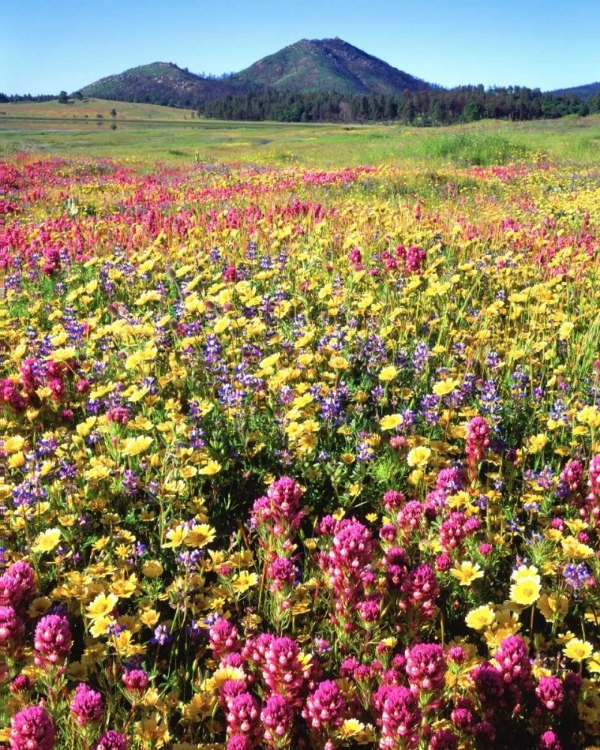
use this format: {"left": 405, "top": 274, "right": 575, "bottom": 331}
{"left": 429, "top": 729, "right": 458, "bottom": 750}
{"left": 210, "top": 618, "right": 241, "bottom": 658}
{"left": 4, "top": 560, "right": 36, "bottom": 605}
{"left": 535, "top": 675, "right": 564, "bottom": 713}
{"left": 122, "top": 668, "right": 149, "bottom": 693}
{"left": 493, "top": 634, "right": 532, "bottom": 691}
{"left": 226, "top": 693, "right": 260, "bottom": 739}
{"left": 302, "top": 679, "right": 346, "bottom": 730}
{"left": 538, "top": 730, "right": 562, "bottom": 750}
{"left": 69, "top": 683, "right": 104, "bottom": 726}
{"left": 261, "top": 693, "right": 294, "bottom": 746}
{"left": 227, "top": 735, "right": 253, "bottom": 750}
{"left": 405, "top": 642, "right": 446, "bottom": 692}
{"left": 33, "top": 613, "right": 72, "bottom": 667}
{"left": 91, "top": 731, "right": 128, "bottom": 750}
{"left": 10, "top": 705, "right": 55, "bottom": 750}
{"left": 378, "top": 685, "right": 421, "bottom": 749}
{"left": 263, "top": 636, "right": 306, "bottom": 705}
{"left": 0, "top": 605, "right": 24, "bottom": 647}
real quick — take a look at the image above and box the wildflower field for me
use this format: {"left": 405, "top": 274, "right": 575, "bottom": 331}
{"left": 2, "top": 143, "right": 600, "bottom": 750}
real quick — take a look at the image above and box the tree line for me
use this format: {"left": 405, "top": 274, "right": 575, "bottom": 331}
{"left": 2, "top": 85, "right": 600, "bottom": 124}
{"left": 194, "top": 86, "right": 600, "bottom": 124}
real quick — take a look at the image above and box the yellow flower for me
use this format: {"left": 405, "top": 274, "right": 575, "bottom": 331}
{"left": 198, "top": 460, "right": 222, "bottom": 476}
{"left": 527, "top": 433, "right": 548, "bottom": 454}
{"left": 406, "top": 446, "right": 431, "bottom": 467}
{"left": 329, "top": 355, "right": 350, "bottom": 370}
{"left": 577, "top": 406, "right": 600, "bottom": 428}
{"left": 380, "top": 414, "right": 403, "bottom": 430}
{"left": 510, "top": 577, "right": 541, "bottom": 606}
{"left": 86, "top": 592, "right": 119, "bottom": 620}
{"left": 162, "top": 526, "right": 189, "bottom": 549}
{"left": 559, "top": 321, "right": 574, "bottom": 340}
{"left": 142, "top": 560, "right": 164, "bottom": 578}
{"left": 230, "top": 571, "right": 258, "bottom": 593}
{"left": 379, "top": 366, "right": 398, "bottom": 382}
{"left": 140, "top": 609, "right": 160, "bottom": 627}
{"left": 432, "top": 378, "right": 460, "bottom": 396}
{"left": 31, "top": 528, "right": 61, "bottom": 554}
{"left": 89, "top": 616, "right": 114, "bottom": 638}
{"left": 563, "top": 638, "right": 593, "bottom": 662}
{"left": 511, "top": 565, "right": 540, "bottom": 582}
{"left": 4, "top": 435, "right": 25, "bottom": 453}
{"left": 450, "top": 561, "right": 484, "bottom": 586}
{"left": 184, "top": 525, "right": 216, "bottom": 548}
{"left": 120, "top": 436, "right": 153, "bottom": 457}
{"left": 465, "top": 605, "right": 496, "bottom": 630}
{"left": 537, "top": 592, "right": 569, "bottom": 622}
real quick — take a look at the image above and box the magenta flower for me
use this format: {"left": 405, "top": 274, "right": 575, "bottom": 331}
{"left": 91, "top": 730, "right": 128, "bottom": 750}
{"left": 302, "top": 679, "right": 346, "bottom": 730}
{"left": 220, "top": 678, "right": 248, "bottom": 708}
{"left": 493, "top": 634, "right": 532, "bottom": 691}
{"left": 429, "top": 728, "right": 458, "bottom": 750}
{"left": 261, "top": 693, "right": 295, "bottom": 746}
{"left": 263, "top": 636, "right": 306, "bottom": 705}
{"left": 268, "top": 557, "right": 296, "bottom": 592}
{"left": 4, "top": 560, "right": 36, "bottom": 605}
{"left": 378, "top": 685, "right": 421, "bottom": 749}
{"left": 535, "top": 675, "right": 564, "bottom": 713}
{"left": 0, "top": 605, "right": 24, "bottom": 647}
{"left": 400, "top": 563, "right": 439, "bottom": 619}
{"left": 33, "top": 613, "right": 72, "bottom": 667}
{"left": 405, "top": 642, "right": 446, "bottom": 692}
{"left": 226, "top": 692, "right": 260, "bottom": 739}
{"left": 122, "top": 668, "right": 149, "bottom": 693}
{"left": 210, "top": 618, "right": 241, "bottom": 658}
{"left": 471, "top": 662, "right": 505, "bottom": 705}
{"left": 10, "top": 705, "right": 55, "bottom": 750}
{"left": 0, "top": 575, "right": 25, "bottom": 608}
{"left": 227, "top": 735, "right": 254, "bottom": 750}
{"left": 538, "top": 730, "right": 562, "bottom": 750}
{"left": 560, "top": 459, "right": 583, "bottom": 492}
{"left": 69, "top": 683, "right": 104, "bottom": 726}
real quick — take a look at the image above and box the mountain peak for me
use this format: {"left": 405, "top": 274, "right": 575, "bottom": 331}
{"left": 231, "top": 37, "right": 430, "bottom": 95}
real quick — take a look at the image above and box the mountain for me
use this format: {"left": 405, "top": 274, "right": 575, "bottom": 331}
{"left": 230, "top": 37, "right": 432, "bottom": 95}
{"left": 551, "top": 82, "right": 600, "bottom": 99}
{"left": 78, "top": 62, "right": 245, "bottom": 107}
{"left": 76, "top": 39, "right": 433, "bottom": 108}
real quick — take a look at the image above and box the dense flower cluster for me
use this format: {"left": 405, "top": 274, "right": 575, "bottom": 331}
{"left": 2, "top": 153, "right": 600, "bottom": 748}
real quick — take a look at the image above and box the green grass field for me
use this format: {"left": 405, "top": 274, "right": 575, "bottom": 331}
{"left": 2, "top": 99, "right": 600, "bottom": 166}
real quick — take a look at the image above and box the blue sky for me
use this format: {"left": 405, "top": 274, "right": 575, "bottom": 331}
{"left": 3, "top": 0, "right": 599, "bottom": 95}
